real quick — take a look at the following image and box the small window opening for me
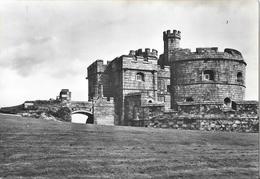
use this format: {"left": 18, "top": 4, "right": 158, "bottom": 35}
{"left": 237, "top": 72, "right": 243, "bottom": 83}
{"left": 231, "top": 101, "right": 237, "bottom": 110}
{"left": 186, "top": 97, "right": 194, "bottom": 102}
{"left": 203, "top": 70, "right": 214, "bottom": 81}
{"left": 224, "top": 97, "right": 231, "bottom": 107}
{"left": 148, "top": 100, "right": 153, "bottom": 103}
{"left": 167, "top": 85, "right": 170, "bottom": 92}
{"left": 136, "top": 72, "right": 145, "bottom": 81}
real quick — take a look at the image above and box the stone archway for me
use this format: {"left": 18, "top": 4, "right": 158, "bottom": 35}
{"left": 71, "top": 110, "right": 94, "bottom": 124}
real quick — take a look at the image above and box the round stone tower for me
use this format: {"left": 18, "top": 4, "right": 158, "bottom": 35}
{"left": 163, "top": 29, "right": 181, "bottom": 65}
{"left": 170, "top": 47, "right": 246, "bottom": 106}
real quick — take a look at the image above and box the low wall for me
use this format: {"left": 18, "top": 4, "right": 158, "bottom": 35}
{"left": 131, "top": 104, "right": 164, "bottom": 127}
{"left": 147, "top": 101, "right": 259, "bottom": 133}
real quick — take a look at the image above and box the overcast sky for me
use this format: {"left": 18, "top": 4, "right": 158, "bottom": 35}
{"left": 0, "top": 0, "right": 258, "bottom": 107}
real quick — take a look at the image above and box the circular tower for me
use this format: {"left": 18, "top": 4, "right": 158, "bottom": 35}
{"left": 170, "top": 47, "right": 246, "bottom": 105}
{"left": 163, "top": 30, "right": 181, "bottom": 65}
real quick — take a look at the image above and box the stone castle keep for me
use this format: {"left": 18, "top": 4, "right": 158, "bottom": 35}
{"left": 86, "top": 29, "right": 257, "bottom": 127}
{"left": 0, "top": 29, "right": 257, "bottom": 131}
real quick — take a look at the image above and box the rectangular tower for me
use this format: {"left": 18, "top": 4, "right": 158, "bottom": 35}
{"left": 86, "top": 60, "right": 107, "bottom": 101}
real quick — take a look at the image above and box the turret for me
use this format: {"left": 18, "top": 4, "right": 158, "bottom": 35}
{"left": 163, "top": 29, "right": 181, "bottom": 64}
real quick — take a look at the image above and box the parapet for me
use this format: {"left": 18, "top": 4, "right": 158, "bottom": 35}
{"left": 196, "top": 47, "right": 218, "bottom": 54}
{"left": 163, "top": 29, "right": 181, "bottom": 40}
{"left": 172, "top": 47, "right": 245, "bottom": 62}
{"left": 128, "top": 48, "right": 158, "bottom": 57}
{"left": 93, "top": 96, "right": 114, "bottom": 103}
{"left": 195, "top": 48, "right": 243, "bottom": 58}
{"left": 224, "top": 48, "right": 242, "bottom": 57}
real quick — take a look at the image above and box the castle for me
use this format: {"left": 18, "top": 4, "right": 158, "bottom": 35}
{"left": 87, "top": 29, "right": 257, "bottom": 127}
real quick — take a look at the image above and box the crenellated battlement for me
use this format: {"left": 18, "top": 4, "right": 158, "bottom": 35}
{"left": 196, "top": 47, "right": 218, "bottom": 53}
{"left": 163, "top": 29, "right": 181, "bottom": 40}
{"left": 128, "top": 48, "right": 158, "bottom": 57}
{"left": 172, "top": 47, "right": 245, "bottom": 62}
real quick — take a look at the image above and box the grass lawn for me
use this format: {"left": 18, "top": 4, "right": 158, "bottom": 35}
{"left": 0, "top": 114, "right": 258, "bottom": 178}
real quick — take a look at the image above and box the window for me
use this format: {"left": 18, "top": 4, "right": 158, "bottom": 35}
{"left": 237, "top": 72, "right": 243, "bottom": 83}
{"left": 224, "top": 97, "right": 237, "bottom": 110}
{"left": 136, "top": 72, "right": 145, "bottom": 81}
{"left": 186, "top": 97, "right": 194, "bottom": 102}
{"left": 167, "top": 85, "right": 171, "bottom": 92}
{"left": 224, "top": 97, "right": 231, "bottom": 107}
{"left": 203, "top": 70, "right": 214, "bottom": 81}
{"left": 231, "top": 101, "right": 237, "bottom": 110}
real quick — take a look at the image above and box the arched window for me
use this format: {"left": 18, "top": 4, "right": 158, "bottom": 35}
{"left": 203, "top": 70, "right": 214, "bottom": 81}
{"left": 237, "top": 72, "right": 243, "bottom": 83}
{"left": 224, "top": 97, "right": 231, "bottom": 104}
{"left": 136, "top": 72, "right": 145, "bottom": 81}
{"left": 224, "top": 97, "right": 231, "bottom": 108}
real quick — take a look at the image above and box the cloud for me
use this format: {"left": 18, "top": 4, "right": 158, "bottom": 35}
{"left": 0, "top": 0, "right": 257, "bottom": 107}
{"left": 0, "top": 35, "right": 58, "bottom": 76}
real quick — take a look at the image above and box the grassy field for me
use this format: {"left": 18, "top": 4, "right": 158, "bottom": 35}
{"left": 0, "top": 114, "right": 258, "bottom": 178}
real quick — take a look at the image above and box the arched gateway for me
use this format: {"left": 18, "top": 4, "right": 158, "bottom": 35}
{"left": 71, "top": 110, "right": 93, "bottom": 124}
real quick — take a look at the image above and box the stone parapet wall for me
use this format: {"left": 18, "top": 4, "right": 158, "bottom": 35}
{"left": 176, "top": 101, "right": 258, "bottom": 117}
{"left": 172, "top": 48, "right": 245, "bottom": 62}
{"left": 148, "top": 116, "right": 258, "bottom": 133}
{"left": 122, "top": 56, "right": 158, "bottom": 70}
{"left": 141, "top": 101, "right": 259, "bottom": 133}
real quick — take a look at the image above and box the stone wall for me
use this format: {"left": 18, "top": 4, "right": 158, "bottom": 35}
{"left": 157, "top": 66, "right": 171, "bottom": 110}
{"left": 170, "top": 49, "right": 246, "bottom": 105}
{"left": 148, "top": 101, "right": 258, "bottom": 133}
{"left": 104, "top": 58, "right": 123, "bottom": 125}
{"left": 172, "top": 84, "right": 245, "bottom": 103}
{"left": 102, "top": 53, "right": 162, "bottom": 125}
{"left": 93, "top": 97, "right": 115, "bottom": 125}
{"left": 124, "top": 93, "right": 165, "bottom": 126}
{"left": 86, "top": 30, "right": 251, "bottom": 128}
{"left": 121, "top": 53, "right": 165, "bottom": 125}
{"left": 87, "top": 60, "right": 108, "bottom": 100}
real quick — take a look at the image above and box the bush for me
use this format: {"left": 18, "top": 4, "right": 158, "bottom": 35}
{"left": 47, "top": 107, "right": 71, "bottom": 122}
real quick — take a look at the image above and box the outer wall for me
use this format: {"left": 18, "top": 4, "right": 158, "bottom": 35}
{"left": 171, "top": 59, "right": 246, "bottom": 103}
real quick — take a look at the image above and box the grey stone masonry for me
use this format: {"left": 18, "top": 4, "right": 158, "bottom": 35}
{"left": 170, "top": 47, "right": 246, "bottom": 107}
{"left": 86, "top": 29, "right": 255, "bottom": 128}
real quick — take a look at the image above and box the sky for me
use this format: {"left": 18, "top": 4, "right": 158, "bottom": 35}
{"left": 0, "top": 0, "right": 258, "bottom": 107}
